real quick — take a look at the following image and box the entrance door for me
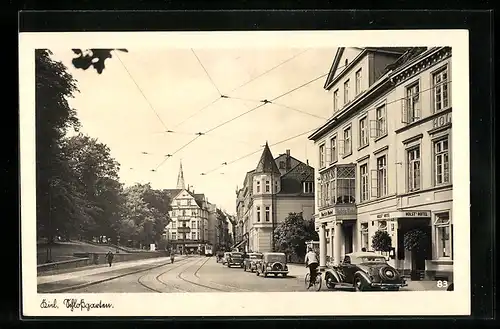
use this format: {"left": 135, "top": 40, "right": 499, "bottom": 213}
{"left": 343, "top": 224, "right": 353, "bottom": 254}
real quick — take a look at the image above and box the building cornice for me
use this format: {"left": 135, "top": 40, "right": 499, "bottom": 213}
{"left": 391, "top": 47, "right": 451, "bottom": 86}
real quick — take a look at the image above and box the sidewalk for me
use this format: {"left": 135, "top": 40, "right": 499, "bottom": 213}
{"left": 38, "top": 256, "right": 184, "bottom": 285}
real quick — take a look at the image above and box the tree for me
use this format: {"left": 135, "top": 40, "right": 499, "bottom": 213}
{"left": 371, "top": 230, "right": 392, "bottom": 252}
{"left": 36, "top": 49, "right": 81, "bottom": 256}
{"left": 71, "top": 49, "right": 128, "bottom": 74}
{"left": 403, "top": 228, "right": 430, "bottom": 280}
{"left": 274, "top": 212, "right": 318, "bottom": 260}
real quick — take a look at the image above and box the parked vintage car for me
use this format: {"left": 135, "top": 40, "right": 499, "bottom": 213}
{"left": 243, "top": 252, "right": 263, "bottom": 272}
{"left": 324, "top": 252, "right": 407, "bottom": 291}
{"left": 256, "top": 252, "right": 289, "bottom": 277}
{"left": 221, "top": 252, "right": 231, "bottom": 265}
{"left": 226, "top": 252, "right": 244, "bottom": 268}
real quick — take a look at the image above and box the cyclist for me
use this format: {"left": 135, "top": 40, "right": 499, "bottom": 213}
{"left": 304, "top": 247, "right": 319, "bottom": 289}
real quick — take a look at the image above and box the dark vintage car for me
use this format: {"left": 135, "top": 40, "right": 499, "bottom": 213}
{"left": 324, "top": 252, "right": 407, "bottom": 291}
{"left": 226, "top": 252, "right": 244, "bottom": 268}
{"left": 243, "top": 252, "right": 263, "bottom": 272}
{"left": 256, "top": 252, "right": 289, "bottom": 277}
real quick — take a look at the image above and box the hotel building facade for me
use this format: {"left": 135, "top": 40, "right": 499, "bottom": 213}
{"left": 308, "top": 47, "right": 453, "bottom": 281}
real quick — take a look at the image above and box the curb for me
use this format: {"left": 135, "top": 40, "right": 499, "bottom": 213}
{"left": 39, "top": 257, "right": 191, "bottom": 293}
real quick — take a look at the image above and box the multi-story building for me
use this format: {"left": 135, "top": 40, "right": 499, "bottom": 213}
{"left": 308, "top": 47, "right": 453, "bottom": 281}
{"left": 164, "top": 161, "right": 212, "bottom": 254}
{"left": 207, "top": 202, "right": 217, "bottom": 248}
{"left": 234, "top": 144, "right": 315, "bottom": 253}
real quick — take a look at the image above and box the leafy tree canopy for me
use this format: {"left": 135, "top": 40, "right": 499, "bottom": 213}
{"left": 72, "top": 49, "right": 128, "bottom": 74}
{"left": 371, "top": 230, "right": 392, "bottom": 252}
{"left": 274, "top": 212, "right": 318, "bottom": 259}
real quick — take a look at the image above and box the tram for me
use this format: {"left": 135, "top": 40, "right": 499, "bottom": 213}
{"left": 204, "top": 244, "right": 213, "bottom": 257}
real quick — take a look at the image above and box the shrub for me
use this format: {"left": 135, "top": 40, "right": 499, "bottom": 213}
{"left": 371, "top": 230, "right": 392, "bottom": 252}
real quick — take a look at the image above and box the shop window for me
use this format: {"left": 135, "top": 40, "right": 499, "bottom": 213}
{"left": 434, "top": 212, "right": 452, "bottom": 259}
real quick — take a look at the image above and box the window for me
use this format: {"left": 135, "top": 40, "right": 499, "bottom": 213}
{"left": 279, "top": 161, "right": 285, "bottom": 169}
{"left": 182, "top": 209, "right": 186, "bottom": 216}
{"left": 319, "top": 165, "right": 356, "bottom": 206}
{"left": 265, "top": 206, "right": 270, "bottom": 222}
{"left": 355, "top": 69, "right": 362, "bottom": 95}
{"left": 407, "top": 147, "right": 421, "bottom": 191}
{"left": 361, "top": 223, "right": 369, "bottom": 251}
{"left": 256, "top": 206, "right": 261, "bottom": 222}
{"left": 274, "top": 181, "right": 278, "bottom": 193}
{"left": 172, "top": 221, "right": 176, "bottom": 229}
{"left": 171, "top": 232, "right": 177, "bottom": 240}
{"left": 176, "top": 200, "right": 181, "bottom": 206}
{"left": 405, "top": 82, "right": 421, "bottom": 123}
{"left": 192, "top": 210, "right": 197, "bottom": 216}
{"left": 192, "top": 232, "right": 197, "bottom": 240}
{"left": 376, "top": 155, "right": 388, "bottom": 197}
{"left": 303, "top": 182, "right": 314, "bottom": 193}
{"left": 192, "top": 221, "right": 196, "bottom": 229}
{"left": 265, "top": 181, "right": 270, "bottom": 192}
{"left": 360, "top": 163, "right": 369, "bottom": 202}
{"left": 256, "top": 181, "right": 260, "bottom": 193}
{"left": 319, "top": 144, "right": 326, "bottom": 168}
{"left": 359, "top": 116, "right": 368, "bottom": 147}
{"left": 333, "top": 89, "right": 339, "bottom": 112}
{"left": 344, "top": 80, "right": 350, "bottom": 104}
{"left": 375, "top": 104, "right": 387, "bottom": 138}
{"left": 434, "top": 212, "right": 452, "bottom": 258}
{"left": 433, "top": 67, "right": 450, "bottom": 112}
{"left": 434, "top": 138, "right": 450, "bottom": 185}
{"left": 187, "top": 199, "right": 191, "bottom": 206}
{"left": 330, "top": 136, "right": 337, "bottom": 163}
{"left": 343, "top": 127, "right": 352, "bottom": 155}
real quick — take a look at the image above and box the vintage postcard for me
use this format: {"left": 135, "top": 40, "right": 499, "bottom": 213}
{"left": 20, "top": 30, "right": 470, "bottom": 317}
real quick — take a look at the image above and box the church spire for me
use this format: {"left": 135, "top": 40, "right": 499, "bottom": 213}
{"left": 176, "top": 160, "right": 186, "bottom": 190}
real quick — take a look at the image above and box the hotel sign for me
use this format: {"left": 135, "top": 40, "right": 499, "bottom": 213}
{"left": 319, "top": 205, "right": 356, "bottom": 218}
{"left": 177, "top": 227, "right": 191, "bottom": 233}
{"left": 433, "top": 112, "right": 452, "bottom": 129}
{"left": 372, "top": 211, "right": 431, "bottom": 220}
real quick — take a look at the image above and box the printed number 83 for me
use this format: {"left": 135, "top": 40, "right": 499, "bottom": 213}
{"left": 437, "top": 280, "right": 448, "bottom": 288}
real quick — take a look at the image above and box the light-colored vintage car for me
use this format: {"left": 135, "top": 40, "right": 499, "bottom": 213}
{"left": 256, "top": 252, "right": 289, "bottom": 277}
{"left": 221, "top": 252, "right": 231, "bottom": 265}
{"left": 243, "top": 252, "right": 263, "bottom": 272}
{"left": 324, "top": 252, "right": 407, "bottom": 291}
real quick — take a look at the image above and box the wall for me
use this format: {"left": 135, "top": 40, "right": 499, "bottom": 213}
{"left": 275, "top": 196, "right": 315, "bottom": 223}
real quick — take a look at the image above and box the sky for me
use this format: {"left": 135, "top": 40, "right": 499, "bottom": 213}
{"left": 50, "top": 47, "right": 338, "bottom": 214}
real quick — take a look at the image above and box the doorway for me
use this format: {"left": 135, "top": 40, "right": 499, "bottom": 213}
{"left": 397, "top": 218, "right": 432, "bottom": 280}
{"left": 343, "top": 223, "right": 354, "bottom": 254}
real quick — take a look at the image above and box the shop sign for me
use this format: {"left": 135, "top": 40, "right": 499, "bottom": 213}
{"left": 335, "top": 206, "right": 357, "bottom": 216}
{"left": 375, "top": 212, "right": 391, "bottom": 219}
{"left": 177, "top": 227, "right": 191, "bottom": 233}
{"left": 395, "top": 211, "right": 431, "bottom": 218}
{"left": 433, "top": 112, "right": 452, "bottom": 129}
{"left": 319, "top": 209, "right": 334, "bottom": 218}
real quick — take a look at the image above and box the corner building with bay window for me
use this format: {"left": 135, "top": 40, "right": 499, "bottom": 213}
{"left": 308, "top": 47, "right": 453, "bottom": 281}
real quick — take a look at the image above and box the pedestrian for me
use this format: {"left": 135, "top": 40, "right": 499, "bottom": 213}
{"left": 106, "top": 251, "right": 114, "bottom": 267}
{"left": 170, "top": 251, "right": 175, "bottom": 264}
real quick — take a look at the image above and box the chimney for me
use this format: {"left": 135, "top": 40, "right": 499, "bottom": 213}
{"left": 306, "top": 159, "right": 309, "bottom": 166}
{"left": 285, "top": 149, "right": 291, "bottom": 170}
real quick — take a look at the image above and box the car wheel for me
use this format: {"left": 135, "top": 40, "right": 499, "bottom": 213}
{"left": 256, "top": 270, "right": 260, "bottom": 276}
{"left": 282, "top": 273, "right": 287, "bottom": 278}
{"left": 264, "top": 272, "right": 268, "bottom": 277}
{"left": 325, "top": 273, "right": 336, "bottom": 290}
{"left": 227, "top": 263, "right": 230, "bottom": 268}
{"left": 354, "top": 277, "right": 367, "bottom": 291}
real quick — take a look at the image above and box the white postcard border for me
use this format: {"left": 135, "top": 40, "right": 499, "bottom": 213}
{"left": 20, "top": 30, "right": 470, "bottom": 317}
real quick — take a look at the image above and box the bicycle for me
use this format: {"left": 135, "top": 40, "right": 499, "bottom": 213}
{"left": 305, "top": 271, "right": 322, "bottom": 291}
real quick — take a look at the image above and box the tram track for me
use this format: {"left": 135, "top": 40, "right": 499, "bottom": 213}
{"left": 135, "top": 257, "right": 193, "bottom": 293}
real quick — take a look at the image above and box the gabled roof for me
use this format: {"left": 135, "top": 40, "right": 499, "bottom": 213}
{"left": 164, "top": 189, "right": 206, "bottom": 209}
{"left": 278, "top": 161, "right": 314, "bottom": 195}
{"left": 255, "top": 142, "right": 280, "bottom": 174}
{"left": 323, "top": 47, "right": 409, "bottom": 90}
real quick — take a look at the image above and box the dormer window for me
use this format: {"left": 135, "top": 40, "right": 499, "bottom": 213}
{"left": 279, "top": 161, "right": 285, "bottom": 169}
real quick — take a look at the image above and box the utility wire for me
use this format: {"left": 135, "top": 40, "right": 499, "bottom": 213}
{"left": 201, "top": 126, "right": 319, "bottom": 175}
{"left": 114, "top": 51, "right": 170, "bottom": 132}
{"left": 172, "top": 49, "right": 312, "bottom": 129}
{"left": 152, "top": 135, "right": 201, "bottom": 172}
{"left": 270, "top": 102, "right": 328, "bottom": 120}
{"left": 192, "top": 49, "right": 222, "bottom": 96}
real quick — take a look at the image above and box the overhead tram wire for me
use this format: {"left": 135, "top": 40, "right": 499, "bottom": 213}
{"left": 153, "top": 71, "right": 329, "bottom": 173}
{"left": 172, "top": 49, "right": 311, "bottom": 129}
{"left": 114, "top": 51, "right": 171, "bottom": 133}
{"left": 201, "top": 126, "right": 319, "bottom": 176}
{"left": 151, "top": 61, "right": 353, "bottom": 172}
{"left": 151, "top": 135, "right": 202, "bottom": 172}
{"left": 192, "top": 49, "right": 223, "bottom": 96}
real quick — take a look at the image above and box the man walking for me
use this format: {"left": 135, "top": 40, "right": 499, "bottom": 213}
{"left": 106, "top": 251, "right": 114, "bottom": 267}
{"left": 304, "top": 247, "right": 319, "bottom": 289}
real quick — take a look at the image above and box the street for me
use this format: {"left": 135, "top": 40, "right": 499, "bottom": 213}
{"left": 38, "top": 256, "right": 440, "bottom": 293}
